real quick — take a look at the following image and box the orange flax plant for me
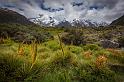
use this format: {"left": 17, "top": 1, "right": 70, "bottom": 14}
{"left": 30, "top": 40, "right": 38, "bottom": 69}
{"left": 58, "top": 34, "right": 64, "bottom": 56}
{"left": 17, "top": 41, "right": 25, "bottom": 56}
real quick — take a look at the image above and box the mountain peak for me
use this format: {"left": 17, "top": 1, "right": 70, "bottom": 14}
{"left": 29, "top": 14, "right": 108, "bottom": 27}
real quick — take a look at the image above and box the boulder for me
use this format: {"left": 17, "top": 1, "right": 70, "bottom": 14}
{"left": 100, "top": 40, "right": 119, "bottom": 48}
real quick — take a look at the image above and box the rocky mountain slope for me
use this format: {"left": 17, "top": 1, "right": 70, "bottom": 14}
{"left": 0, "top": 8, "right": 33, "bottom": 25}
{"left": 110, "top": 15, "right": 124, "bottom": 26}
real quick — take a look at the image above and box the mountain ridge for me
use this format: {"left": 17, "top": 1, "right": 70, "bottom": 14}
{"left": 0, "top": 8, "right": 34, "bottom": 25}
{"left": 110, "top": 15, "right": 124, "bottom": 26}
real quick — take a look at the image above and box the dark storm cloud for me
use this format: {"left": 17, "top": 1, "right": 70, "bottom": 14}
{"left": 103, "top": 0, "right": 124, "bottom": 22}
{"left": 88, "top": 0, "right": 119, "bottom": 9}
{"left": 0, "top": 0, "right": 124, "bottom": 23}
{"left": 72, "top": 2, "right": 83, "bottom": 6}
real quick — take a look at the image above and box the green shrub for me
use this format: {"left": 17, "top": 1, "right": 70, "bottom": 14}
{"left": 0, "top": 23, "right": 54, "bottom": 43}
{"left": 61, "top": 29, "right": 85, "bottom": 46}
{"left": 118, "top": 36, "right": 124, "bottom": 47}
{"left": 99, "top": 32, "right": 113, "bottom": 40}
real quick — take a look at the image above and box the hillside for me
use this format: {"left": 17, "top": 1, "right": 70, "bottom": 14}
{"left": 110, "top": 15, "right": 124, "bottom": 26}
{"left": 0, "top": 8, "right": 33, "bottom": 25}
{"left": 0, "top": 8, "right": 54, "bottom": 43}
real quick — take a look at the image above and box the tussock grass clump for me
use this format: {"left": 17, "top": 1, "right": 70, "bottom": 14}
{"left": 106, "top": 48, "right": 123, "bottom": 56}
{"left": 71, "top": 63, "right": 115, "bottom": 82}
{"left": 38, "top": 47, "right": 50, "bottom": 53}
{"left": 40, "top": 68, "right": 72, "bottom": 82}
{"left": 43, "top": 40, "right": 60, "bottom": 51}
{"left": 0, "top": 51, "right": 42, "bottom": 82}
{"left": 0, "top": 53, "right": 24, "bottom": 82}
{"left": 94, "top": 49, "right": 111, "bottom": 57}
{"left": 107, "top": 48, "right": 124, "bottom": 64}
{"left": 83, "top": 44, "right": 101, "bottom": 51}
{"left": 48, "top": 50, "right": 79, "bottom": 68}
{"left": 0, "top": 37, "right": 14, "bottom": 46}
{"left": 67, "top": 45, "right": 83, "bottom": 54}
{"left": 14, "top": 62, "right": 43, "bottom": 82}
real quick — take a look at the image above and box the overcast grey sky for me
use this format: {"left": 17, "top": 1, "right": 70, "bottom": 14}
{"left": 0, "top": 0, "right": 124, "bottom": 23}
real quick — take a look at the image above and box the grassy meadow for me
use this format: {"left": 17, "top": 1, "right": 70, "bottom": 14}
{"left": 0, "top": 24, "right": 124, "bottom": 82}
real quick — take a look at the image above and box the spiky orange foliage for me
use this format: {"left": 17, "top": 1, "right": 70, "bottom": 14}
{"left": 17, "top": 43, "right": 24, "bottom": 56}
{"left": 84, "top": 50, "right": 92, "bottom": 59}
{"left": 95, "top": 55, "right": 107, "bottom": 69}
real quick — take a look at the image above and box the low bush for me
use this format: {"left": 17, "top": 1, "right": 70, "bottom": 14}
{"left": 99, "top": 32, "right": 113, "bottom": 40}
{"left": 118, "top": 36, "right": 124, "bottom": 47}
{"left": 61, "top": 29, "right": 85, "bottom": 46}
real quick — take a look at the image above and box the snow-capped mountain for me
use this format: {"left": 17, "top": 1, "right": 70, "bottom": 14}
{"left": 71, "top": 19, "right": 108, "bottom": 27}
{"left": 29, "top": 14, "right": 59, "bottom": 26}
{"left": 29, "top": 14, "right": 108, "bottom": 27}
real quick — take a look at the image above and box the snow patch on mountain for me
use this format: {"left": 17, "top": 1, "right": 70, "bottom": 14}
{"left": 29, "top": 14, "right": 108, "bottom": 27}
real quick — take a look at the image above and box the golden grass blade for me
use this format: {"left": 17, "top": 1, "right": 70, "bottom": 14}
{"left": 30, "top": 40, "right": 37, "bottom": 69}
{"left": 58, "top": 34, "right": 64, "bottom": 56}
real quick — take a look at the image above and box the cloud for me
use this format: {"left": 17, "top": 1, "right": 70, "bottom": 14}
{"left": 87, "top": 0, "right": 119, "bottom": 9}
{"left": 0, "top": 0, "right": 124, "bottom": 23}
